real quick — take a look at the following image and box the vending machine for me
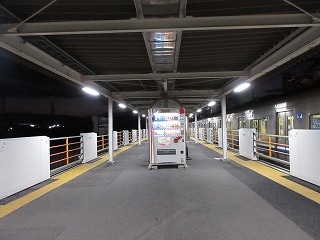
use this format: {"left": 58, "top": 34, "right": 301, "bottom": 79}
{"left": 148, "top": 108, "right": 187, "bottom": 169}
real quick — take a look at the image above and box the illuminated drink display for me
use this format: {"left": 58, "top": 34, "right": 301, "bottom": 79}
{"left": 148, "top": 108, "right": 187, "bottom": 169}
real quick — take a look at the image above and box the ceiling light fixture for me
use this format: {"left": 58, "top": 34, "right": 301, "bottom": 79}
{"left": 118, "top": 103, "right": 126, "bottom": 109}
{"left": 234, "top": 82, "right": 250, "bottom": 93}
{"left": 133, "top": 110, "right": 138, "bottom": 114}
{"left": 208, "top": 101, "right": 216, "bottom": 106}
{"left": 82, "top": 87, "right": 99, "bottom": 96}
{"left": 197, "top": 109, "right": 202, "bottom": 113}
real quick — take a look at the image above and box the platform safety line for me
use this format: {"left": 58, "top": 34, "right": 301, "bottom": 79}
{"left": 197, "top": 140, "right": 320, "bottom": 204}
{"left": 0, "top": 140, "right": 143, "bottom": 219}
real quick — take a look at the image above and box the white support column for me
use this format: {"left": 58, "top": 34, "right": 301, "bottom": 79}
{"left": 221, "top": 95, "right": 228, "bottom": 160}
{"left": 146, "top": 117, "right": 148, "bottom": 139}
{"left": 108, "top": 98, "right": 115, "bottom": 163}
{"left": 195, "top": 113, "right": 198, "bottom": 144}
{"left": 138, "top": 113, "right": 141, "bottom": 145}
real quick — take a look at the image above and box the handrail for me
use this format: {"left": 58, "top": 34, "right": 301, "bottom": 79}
{"left": 49, "top": 135, "right": 83, "bottom": 173}
{"left": 189, "top": 127, "right": 290, "bottom": 167}
{"left": 256, "top": 133, "right": 289, "bottom": 165}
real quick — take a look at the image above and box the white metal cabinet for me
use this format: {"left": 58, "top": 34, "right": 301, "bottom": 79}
{"left": 289, "top": 130, "right": 320, "bottom": 186}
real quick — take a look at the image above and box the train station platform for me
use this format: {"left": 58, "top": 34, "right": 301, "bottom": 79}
{"left": 0, "top": 141, "right": 319, "bottom": 240}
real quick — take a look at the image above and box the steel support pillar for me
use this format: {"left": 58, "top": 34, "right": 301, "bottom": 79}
{"left": 195, "top": 113, "right": 198, "bottom": 144}
{"left": 108, "top": 97, "right": 115, "bottom": 163}
{"left": 145, "top": 117, "right": 148, "bottom": 139}
{"left": 221, "top": 95, "right": 228, "bottom": 160}
{"left": 138, "top": 113, "right": 141, "bottom": 145}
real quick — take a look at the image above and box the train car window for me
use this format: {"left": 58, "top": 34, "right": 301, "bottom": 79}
{"left": 227, "top": 121, "right": 232, "bottom": 130}
{"left": 277, "top": 111, "right": 293, "bottom": 136}
{"left": 278, "top": 116, "right": 285, "bottom": 136}
{"left": 258, "top": 118, "right": 267, "bottom": 134}
{"left": 238, "top": 117, "right": 246, "bottom": 129}
{"left": 287, "top": 116, "right": 294, "bottom": 132}
{"left": 250, "top": 119, "right": 259, "bottom": 133}
{"left": 310, "top": 114, "right": 320, "bottom": 129}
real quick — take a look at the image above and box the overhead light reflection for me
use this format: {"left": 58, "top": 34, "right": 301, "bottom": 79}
{"left": 118, "top": 103, "right": 126, "bottom": 109}
{"left": 234, "top": 82, "right": 250, "bottom": 93}
{"left": 82, "top": 87, "right": 99, "bottom": 96}
{"left": 208, "top": 101, "right": 216, "bottom": 107}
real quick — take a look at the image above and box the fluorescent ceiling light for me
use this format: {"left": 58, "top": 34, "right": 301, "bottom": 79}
{"left": 197, "top": 109, "right": 202, "bottom": 113}
{"left": 133, "top": 110, "right": 138, "bottom": 114}
{"left": 142, "top": 114, "right": 146, "bottom": 117}
{"left": 208, "top": 101, "right": 216, "bottom": 106}
{"left": 118, "top": 103, "right": 126, "bottom": 109}
{"left": 82, "top": 87, "right": 99, "bottom": 96}
{"left": 234, "top": 82, "right": 250, "bottom": 93}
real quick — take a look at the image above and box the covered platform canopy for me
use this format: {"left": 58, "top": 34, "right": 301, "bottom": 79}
{"left": 0, "top": 0, "right": 320, "bottom": 112}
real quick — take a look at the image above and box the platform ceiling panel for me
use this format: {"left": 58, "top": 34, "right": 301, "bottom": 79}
{"left": 186, "top": 0, "right": 320, "bottom": 17}
{"left": 178, "top": 28, "right": 294, "bottom": 73}
{"left": 45, "top": 33, "right": 151, "bottom": 75}
{"left": 0, "top": 0, "right": 137, "bottom": 21}
{"left": 173, "top": 78, "right": 229, "bottom": 91}
{"left": 96, "top": 79, "right": 158, "bottom": 92}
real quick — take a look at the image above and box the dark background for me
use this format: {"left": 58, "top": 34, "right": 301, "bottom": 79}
{"left": 0, "top": 52, "right": 144, "bottom": 138}
{"left": 1, "top": 47, "right": 320, "bottom": 138}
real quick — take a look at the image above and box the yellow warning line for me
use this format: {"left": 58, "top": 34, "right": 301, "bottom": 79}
{"left": 197, "top": 140, "right": 320, "bottom": 204}
{"left": 0, "top": 141, "right": 142, "bottom": 219}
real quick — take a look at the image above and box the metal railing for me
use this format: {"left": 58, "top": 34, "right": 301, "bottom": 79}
{"left": 255, "top": 134, "right": 289, "bottom": 166}
{"left": 189, "top": 127, "right": 290, "bottom": 167}
{"left": 49, "top": 129, "right": 146, "bottom": 175}
{"left": 50, "top": 135, "right": 83, "bottom": 175}
{"left": 97, "top": 135, "right": 108, "bottom": 153}
{"left": 117, "top": 131, "right": 123, "bottom": 147}
{"left": 212, "top": 129, "right": 218, "bottom": 144}
{"left": 227, "top": 130, "right": 239, "bottom": 151}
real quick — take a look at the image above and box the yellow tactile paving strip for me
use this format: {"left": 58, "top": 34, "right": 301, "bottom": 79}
{"left": 0, "top": 141, "right": 142, "bottom": 219}
{"left": 196, "top": 140, "right": 320, "bottom": 204}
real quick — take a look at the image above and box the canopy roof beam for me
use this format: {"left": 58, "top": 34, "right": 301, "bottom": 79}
{"left": 1, "top": 14, "right": 319, "bottom": 36}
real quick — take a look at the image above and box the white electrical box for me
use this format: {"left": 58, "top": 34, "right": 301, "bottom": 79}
{"left": 289, "top": 130, "right": 320, "bottom": 186}
{"left": 81, "top": 132, "right": 97, "bottom": 163}
{"left": 149, "top": 108, "right": 187, "bottom": 168}
{"left": 206, "top": 128, "right": 212, "bottom": 143}
{"left": 218, "top": 128, "right": 222, "bottom": 148}
{"left": 0, "top": 136, "right": 50, "bottom": 200}
{"left": 132, "top": 130, "right": 138, "bottom": 142}
{"left": 199, "top": 128, "right": 204, "bottom": 140}
{"left": 113, "top": 131, "right": 118, "bottom": 150}
{"left": 123, "top": 130, "right": 129, "bottom": 145}
{"left": 239, "top": 128, "right": 257, "bottom": 160}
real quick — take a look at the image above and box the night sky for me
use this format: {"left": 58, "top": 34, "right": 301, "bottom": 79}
{"left": 0, "top": 50, "right": 142, "bottom": 138}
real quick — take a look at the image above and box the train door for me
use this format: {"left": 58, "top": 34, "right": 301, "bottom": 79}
{"left": 238, "top": 117, "right": 246, "bottom": 129}
{"left": 309, "top": 114, "right": 320, "bottom": 129}
{"left": 250, "top": 119, "right": 259, "bottom": 132}
{"left": 276, "top": 111, "right": 293, "bottom": 161}
{"left": 258, "top": 118, "right": 267, "bottom": 134}
{"left": 277, "top": 111, "right": 294, "bottom": 136}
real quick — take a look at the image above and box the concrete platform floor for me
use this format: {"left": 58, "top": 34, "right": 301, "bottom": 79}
{"left": 0, "top": 141, "right": 319, "bottom": 240}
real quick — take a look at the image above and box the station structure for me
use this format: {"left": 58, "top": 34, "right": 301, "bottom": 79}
{"left": 0, "top": 1, "right": 320, "bottom": 239}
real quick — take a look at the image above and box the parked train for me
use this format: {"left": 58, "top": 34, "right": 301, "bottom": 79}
{"left": 190, "top": 87, "right": 320, "bottom": 136}
{"left": 188, "top": 87, "right": 320, "bottom": 169}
